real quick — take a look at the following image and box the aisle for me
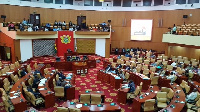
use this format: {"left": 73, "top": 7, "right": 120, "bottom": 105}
{"left": 70, "top": 60, "right": 133, "bottom": 112}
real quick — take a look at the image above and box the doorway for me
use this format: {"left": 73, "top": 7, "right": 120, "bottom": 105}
{"left": 77, "top": 16, "right": 86, "bottom": 29}
{"left": 30, "top": 14, "right": 41, "bottom": 27}
{"left": 0, "top": 46, "right": 11, "bottom": 61}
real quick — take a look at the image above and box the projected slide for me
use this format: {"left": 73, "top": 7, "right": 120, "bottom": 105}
{"left": 131, "top": 19, "right": 153, "bottom": 41}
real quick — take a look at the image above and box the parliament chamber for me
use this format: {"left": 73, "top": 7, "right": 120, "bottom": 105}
{"left": 1, "top": 0, "right": 200, "bottom": 112}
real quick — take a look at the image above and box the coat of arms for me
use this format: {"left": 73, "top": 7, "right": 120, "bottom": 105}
{"left": 60, "top": 35, "right": 71, "bottom": 44}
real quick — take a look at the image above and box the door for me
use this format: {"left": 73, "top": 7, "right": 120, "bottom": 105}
{"left": 77, "top": 16, "right": 86, "bottom": 29}
{"left": 30, "top": 14, "right": 40, "bottom": 27}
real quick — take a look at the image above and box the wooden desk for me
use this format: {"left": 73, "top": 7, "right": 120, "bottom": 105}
{"left": 129, "top": 72, "right": 151, "bottom": 90}
{"left": 62, "top": 101, "right": 121, "bottom": 112}
{"left": 72, "top": 62, "right": 88, "bottom": 75}
{"left": 188, "top": 81, "right": 200, "bottom": 93}
{"left": 159, "top": 83, "right": 186, "bottom": 112}
{"left": 54, "top": 62, "right": 72, "bottom": 71}
{"left": 10, "top": 73, "right": 30, "bottom": 112}
{"left": 79, "top": 91, "right": 105, "bottom": 103}
{"left": 132, "top": 86, "right": 159, "bottom": 112}
{"left": 117, "top": 84, "right": 129, "bottom": 104}
{"left": 38, "top": 73, "right": 55, "bottom": 108}
{"left": 97, "top": 71, "right": 123, "bottom": 89}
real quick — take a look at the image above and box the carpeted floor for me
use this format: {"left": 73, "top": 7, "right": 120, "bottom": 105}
{"left": 0, "top": 55, "right": 133, "bottom": 112}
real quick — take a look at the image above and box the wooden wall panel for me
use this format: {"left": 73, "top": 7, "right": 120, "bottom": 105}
{"left": 14, "top": 40, "right": 21, "bottom": 61}
{"left": 0, "top": 32, "right": 15, "bottom": 62}
{"left": 76, "top": 39, "right": 95, "bottom": 53}
{"left": 105, "top": 38, "right": 110, "bottom": 58}
{"left": 1, "top": 4, "right": 200, "bottom": 58}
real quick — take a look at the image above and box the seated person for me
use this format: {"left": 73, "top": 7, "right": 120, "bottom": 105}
{"left": 105, "top": 64, "right": 112, "bottom": 73}
{"left": 22, "top": 18, "right": 27, "bottom": 25}
{"left": 64, "top": 81, "right": 71, "bottom": 91}
{"left": 66, "top": 56, "right": 71, "bottom": 62}
{"left": 115, "top": 48, "right": 119, "bottom": 55}
{"left": 186, "top": 88, "right": 198, "bottom": 104}
{"left": 128, "top": 80, "right": 135, "bottom": 93}
{"left": 111, "top": 69, "right": 118, "bottom": 74}
{"left": 53, "top": 27, "right": 57, "bottom": 31}
{"left": 32, "top": 75, "right": 40, "bottom": 89}
{"left": 76, "top": 56, "right": 80, "bottom": 61}
{"left": 117, "top": 64, "right": 122, "bottom": 69}
{"left": 34, "top": 69, "right": 41, "bottom": 75}
{"left": 27, "top": 86, "right": 40, "bottom": 98}
{"left": 125, "top": 52, "right": 132, "bottom": 58}
{"left": 57, "top": 71, "right": 66, "bottom": 79}
{"left": 19, "top": 23, "right": 25, "bottom": 31}
{"left": 118, "top": 70, "right": 125, "bottom": 80}
{"left": 171, "top": 62, "right": 177, "bottom": 67}
{"left": 117, "top": 55, "right": 121, "bottom": 59}
{"left": 167, "top": 72, "right": 177, "bottom": 83}
{"left": 54, "top": 20, "right": 58, "bottom": 26}
{"left": 8, "top": 22, "right": 16, "bottom": 31}
{"left": 125, "top": 66, "right": 131, "bottom": 71}
{"left": 28, "top": 26, "right": 33, "bottom": 32}
{"left": 83, "top": 55, "right": 88, "bottom": 61}
{"left": 20, "top": 68, "right": 27, "bottom": 77}
{"left": 46, "top": 23, "right": 50, "bottom": 29}
{"left": 150, "top": 62, "right": 157, "bottom": 66}
{"left": 56, "top": 77, "right": 66, "bottom": 87}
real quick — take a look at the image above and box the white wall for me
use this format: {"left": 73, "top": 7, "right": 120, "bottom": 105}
{"left": 0, "top": 0, "right": 200, "bottom": 11}
{"left": 95, "top": 39, "right": 105, "bottom": 57}
{"left": 20, "top": 40, "right": 33, "bottom": 61}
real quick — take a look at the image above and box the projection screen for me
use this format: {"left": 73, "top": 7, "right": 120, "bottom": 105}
{"left": 131, "top": 19, "right": 153, "bottom": 41}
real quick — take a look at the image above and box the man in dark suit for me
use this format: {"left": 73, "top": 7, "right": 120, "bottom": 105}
{"left": 32, "top": 75, "right": 40, "bottom": 89}
{"left": 20, "top": 68, "right": 27, "bottom": 77}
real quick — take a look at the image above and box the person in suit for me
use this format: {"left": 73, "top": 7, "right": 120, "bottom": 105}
{"left": 105, "top": 64, "right": 112, "bottom": 73}
{"left": 117, "top": 64, "right": 122, "bottom": 69}
{"left": 32, "top": 75, "right": 40, "bottom": 89}
{"left": 20, "top": 68, "right": 27, "bottom": 77}
{"left": 125, "top": 66, "right": 131, "bottom": 71}
{"left": 57, "top": 71, "right": 66, "bottom": 79}
{"left": 27, "top": 86, "right": 40, "bottom": 98}
{"left": 115, "top": 48, "right": 119, "bottom": 55}
{"left": 172, "top": 24, "right": 177, "bottom": 34}
{"left": 128, "top": 80, "right": 135, "bottom": 93}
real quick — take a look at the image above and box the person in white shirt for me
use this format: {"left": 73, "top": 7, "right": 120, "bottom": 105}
{"left": 28, "top": 26, "right": 33, "bottom": 32}
{"left": 167, "top": 72, "right": 177, "bottom": 83}
{"left": 171, "top": 62, "right": 177, "bottom": 67}
{"left": 186, "top": 88, "right": 198, "bottom": 103}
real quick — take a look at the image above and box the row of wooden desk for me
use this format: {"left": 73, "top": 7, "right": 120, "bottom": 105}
{"left": 97, "top": 70, "right": 123, "bottom": 89}
{"left": 62, "top": 101, "right": 121, "bottom": 112}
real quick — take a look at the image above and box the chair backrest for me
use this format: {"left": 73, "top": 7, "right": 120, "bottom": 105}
{"left": 156, "top": 92, "right": 167, "bottom": 98}
{"left": 134, "top": 86, "right": 141, "bottom": 96}
{"left": 91, "top": 94, "right": 101, "bottom": 104}
{"left": 53, "top": 79, "right": 56, "bottom": 87}
{"left": 10, "top": 74, "right": 15, "bottom": 81}
{"left": 109, "top": 58, "right": 113, "bottom": 62}
{"left": 167, "top": 88, "right": 174, "bottom": 99}
{"left": 37, "top": 73, "right": 41, "bottom": 79}
{"left": 167, "top": 65, "right": 173, "bottom": 70}
{"left": 111, "top": 62, "right": 116, "bottom": 68}
{"left": 150, "top": 67, "right": 156, "bottom": 72}
{"left": 143, "top": 65, "right": 148, "bottom": 70}
{"left": 151, "top": 59, "right": 155, "bottom": 63}
{"left": 34, "top": 63, "right": 38, "bottom": 69}
{"left": 125, "top": 72, "right": 130, "bottom": 80}
{"left": 54, "top": 86, "right": 65, "bottom": 97}
{"left": 14, "top": 75, "right": 19, "bottom": 83}
{"left": 56, "top": 74, "right": 59, "bottom": 81}
{"left": 143, "top": 99, "right": 155, "bottom": 111}
{"left": 144, "top": 60, "right": 150, "bottom": 65}
{"left": 18, "top": 70, "right": 22, "bottom": 77}
{"left": 196, "top": 98, "right": 200, "bottom": 107}
{"left": 185, "top": 84, "right": 190, "bottom": 94}
{"left": 161, "top": 87, "right": 169, "bottom": 93}
{"left": 22, "top": 82, "right": 27, "bottom": 88}
{"left": 138, "top": 58, "right": 143, "bottom": 63}
{"left": 57, "top": 107, "right": 69, "bottom": 112}
{"left": 80, "top": 94, "right": 91, "bottom": 104}
{"left": 28, "top": 78, "right": 33, "bottom": 86}
{"left": 150, "top": 76, "right": 159, "bottom": 85}
{"left": 10, "top": 64, "right": 15, "bottom": 70}
{"left": 69, "top": 108, "right": 81, "bottom": 112}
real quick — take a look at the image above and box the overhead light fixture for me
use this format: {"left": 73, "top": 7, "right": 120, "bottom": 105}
{"left": 99, "top": 0, "right": 104, "bottom": 2}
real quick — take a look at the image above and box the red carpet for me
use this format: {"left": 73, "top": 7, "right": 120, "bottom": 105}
{"left": 0, "top": 55, "right": 133, "bottom": 112}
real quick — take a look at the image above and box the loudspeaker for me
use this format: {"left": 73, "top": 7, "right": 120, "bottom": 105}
{"left": 1, "top": 15, "right": 6, "bottom": 19}
{"left": 108, "top": 20, "right": 111, "bottom": 23}
{"left": 183, "top": 15, "right": 188, "bottom": 18}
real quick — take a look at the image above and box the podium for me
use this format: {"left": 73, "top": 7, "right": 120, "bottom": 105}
{"left": 72, "top": 61, "right": 88, "bottom": 75}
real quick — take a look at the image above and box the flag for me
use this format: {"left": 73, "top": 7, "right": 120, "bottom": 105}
{"left": 56, "top": 31, "right": 74, "bottom": 56}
